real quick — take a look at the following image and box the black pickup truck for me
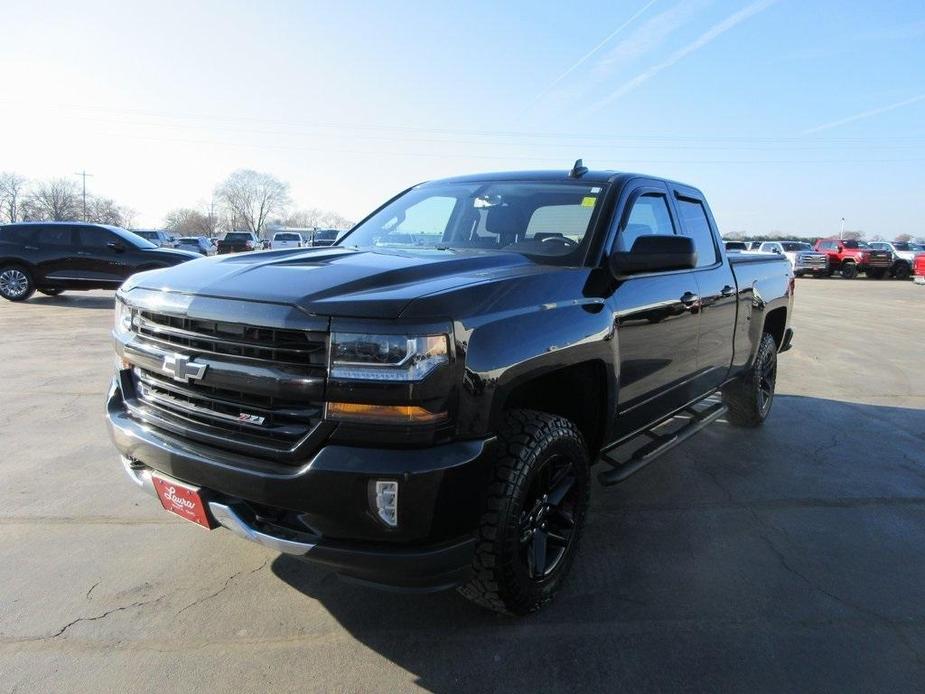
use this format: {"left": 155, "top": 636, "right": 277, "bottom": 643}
{"left": 216, "top": 231, "right": 258, "bottom": 254}
{"left": 107, "top": 166, "right": 794, "bottom": 614}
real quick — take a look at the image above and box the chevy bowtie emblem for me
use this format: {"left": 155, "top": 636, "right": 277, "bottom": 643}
{"left": 162, "top": 354, "right": 208, "bottom": 383}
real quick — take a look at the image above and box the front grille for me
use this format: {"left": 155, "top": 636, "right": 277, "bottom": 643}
{"left": 797, "top": 255, "right": 827, "bottom": 268}
{"left": 135, "top": 311, "right": 327, "bottom": 366}
{"left": 126, "top": 310, "right": 328, "bottom": 461}
{"left": 867, "top": 253, "right": 891, "bottom": 266}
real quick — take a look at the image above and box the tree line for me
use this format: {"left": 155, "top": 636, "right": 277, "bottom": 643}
{"left": 0, "top": 169, "right": 354, "bottom": 238}
{"left": 0, "top": 173, "right": 135, "bottom": 228}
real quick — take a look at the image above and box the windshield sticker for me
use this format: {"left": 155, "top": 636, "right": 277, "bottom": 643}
{"left": 581, "top": 196, "right": 597, "bottom": 207}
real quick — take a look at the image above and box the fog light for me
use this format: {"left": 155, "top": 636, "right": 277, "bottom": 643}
{"left": 370, "top": 480, "right": 398, "bottom": 527}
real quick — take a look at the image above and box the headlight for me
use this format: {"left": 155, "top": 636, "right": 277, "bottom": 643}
{"left": 330, "top": 333, "right": 448, "bottom": 381}
{"left": 113, "top": 298, "right": 134, "bottom": 338}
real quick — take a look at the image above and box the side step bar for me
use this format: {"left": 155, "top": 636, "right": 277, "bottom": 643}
{"left": 597, "top": 397, "right": 728, "bottom": 486}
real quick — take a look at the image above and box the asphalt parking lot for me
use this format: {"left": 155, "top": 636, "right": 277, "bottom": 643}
{"left": 1, "top": 279, "right": 923, "bottom": 693}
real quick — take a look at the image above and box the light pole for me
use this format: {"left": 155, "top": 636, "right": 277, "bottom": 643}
{"left": 840, "top": 217, "right": 846, "bottom": 237}
{"left": 74, "top": 170, "right": 93, "bottom": 221}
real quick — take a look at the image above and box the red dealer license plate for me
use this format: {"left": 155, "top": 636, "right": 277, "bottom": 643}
{"left": 152, "top": 474, "right": 214, "bottom": 529}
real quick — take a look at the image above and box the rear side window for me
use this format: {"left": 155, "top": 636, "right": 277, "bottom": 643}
{"left": 676, "top": 198, "right": 718, "bottom": 267}
{"left": 617, "top": 193, "right": 674, "bottom": 251}
{"left": 36, "top": 227, "right": 74, "bottom": 247}
{"left": 0, "top": 226, "right": 28, "bottom": 243}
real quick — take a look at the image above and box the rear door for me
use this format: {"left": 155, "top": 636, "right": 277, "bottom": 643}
{"left": 606, "top": 179, "right": 703, "bottom": 438}
{"left": 670, "top": 187, "right": 737, "bottom": 393}
{"left": 28, "top": 225, "right": 82, "bottom": 282}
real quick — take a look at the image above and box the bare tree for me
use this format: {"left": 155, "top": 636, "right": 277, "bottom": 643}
{"left": 164, "top": 207, "right": 219, "bottom": 236}
{"left": 281, "top": 208, "right": 354, "bottom": 230}
{"left": 842, "top": 229, "right": 864, "bottom": 241}
{"left": 894, "top": 233, "right": 912, "bottom": 243}
{"left": 215, "top": 170, "right": 290, "bottom": 237}
{"left": 0, "top": 172, "right": 28, "bottom": 223}
{"left": 86, "top": 196, "right": 135, "bottom": 227}
{"left": 26, "top": 178, "right": 82, "bottom": 221}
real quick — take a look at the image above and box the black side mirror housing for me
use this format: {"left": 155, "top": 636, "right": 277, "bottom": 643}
{"left": 609, "top": 235, "right": 697, "bottom": 276}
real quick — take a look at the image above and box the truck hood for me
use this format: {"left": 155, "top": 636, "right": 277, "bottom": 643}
{"left": 122, "top": 246, "right": 544, "bottom": 318}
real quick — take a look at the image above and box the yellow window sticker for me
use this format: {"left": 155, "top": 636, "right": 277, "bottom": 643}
{"left": 581, "top": 196, "right": 597, "bottom": 207}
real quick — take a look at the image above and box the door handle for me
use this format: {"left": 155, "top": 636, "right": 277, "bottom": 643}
{"left": 720, "top": 285, "right": 735, "bottom": 297}
{"left": 680, "top": 291, "right": 700, "bottom": 307}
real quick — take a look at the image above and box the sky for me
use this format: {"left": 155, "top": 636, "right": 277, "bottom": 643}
{"left": 0, "top": 0, "right": 923, "bottom": 237}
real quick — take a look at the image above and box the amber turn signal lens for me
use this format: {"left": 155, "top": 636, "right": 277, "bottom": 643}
{"left": 326, "top": 402, "right": 447, "bottom": 424}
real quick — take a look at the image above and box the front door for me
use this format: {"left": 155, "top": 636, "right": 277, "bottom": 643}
{"left": 606, "top": 181, "right": 702, "bottom": 440}
{"left": 74, "top": 226, "right": 130, "bottom": 283}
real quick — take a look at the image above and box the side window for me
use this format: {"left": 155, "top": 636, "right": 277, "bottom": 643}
{"left": 77, "top": 227, "right": 118, "bottom": 249}
{"left": 617, "top": 193, "right": 674, "bottom": 252}
{"left": 36, "top": 226, "right": 74, "bottom": 247}
{"left": 676, "top": 198, "right": 718, "bottom": 267}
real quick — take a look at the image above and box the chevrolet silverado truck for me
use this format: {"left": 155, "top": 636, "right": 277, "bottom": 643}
{"left": 107, "top": 165, "right": 794, "bottom": 615}
{"left": 216, "top": 231, "right": 258, "bottom": 254}
{"left": 755, "top": 241, "right": 828, "bottom": 277}
{"left": 814, "top": 237, "right": 892, "bottom": 279}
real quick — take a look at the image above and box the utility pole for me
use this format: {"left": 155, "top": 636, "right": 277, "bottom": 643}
{"left": 74, "top": 170, "right": 93, "bottom": 221}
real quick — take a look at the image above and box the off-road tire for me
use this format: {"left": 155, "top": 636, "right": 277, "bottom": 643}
{"left": 893, "top": 263, "right": 911, "bottom": 281}
{"left": 458, "top": 409, "right": 590, "bottom": 615}
{"left": 840, "top": 262, "right": 858, "bottom": 279}
{"left": 723, "top": 332, "right": 778, "bottom": 427}
{"left": 0, "top": 265, "right": 35, "bottom": 302}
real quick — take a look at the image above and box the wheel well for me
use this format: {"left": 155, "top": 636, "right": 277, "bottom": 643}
{"left": 764, "top": 307, "right": 787, "bottom": 349}
{"left": 502, "top": 361, "right": 608, "bottom": 455}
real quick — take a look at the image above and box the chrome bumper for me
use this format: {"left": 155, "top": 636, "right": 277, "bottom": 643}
{"left": 121, "top": 456, "right": 316, "bottom": 555}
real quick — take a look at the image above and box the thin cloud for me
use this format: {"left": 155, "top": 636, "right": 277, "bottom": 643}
{"left": 590, "top": 0, "right": 780, "bottom": 112}
{"left": 802, "top": 93, "right": 925, "bottom": 135}
{"left": 523, "top": 0, "right": 658, "bottom": 113}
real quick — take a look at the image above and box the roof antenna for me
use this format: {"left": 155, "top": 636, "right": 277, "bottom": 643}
{"left": 569, "top": 158, "right": 588, "bottom": 178}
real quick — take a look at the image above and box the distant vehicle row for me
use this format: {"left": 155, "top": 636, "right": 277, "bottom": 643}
{"left": 724, "top": 238, "right": 925, "bottom": 280}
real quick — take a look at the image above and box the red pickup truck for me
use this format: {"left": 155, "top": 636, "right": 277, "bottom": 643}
{"left": 814, "top": 238, "right": 893, "bottom": 279}
{"left": 914, "top": 252, "right": 925, "bottom": 285}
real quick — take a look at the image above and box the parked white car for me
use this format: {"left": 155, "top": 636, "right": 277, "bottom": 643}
{"left": 757, "top": 241, "right": 829, "bottom": 277}
{"left": 271, "top": 231, "right": 304, "bottom": 249}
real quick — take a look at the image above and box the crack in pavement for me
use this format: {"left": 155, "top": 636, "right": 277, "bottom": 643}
{"left": 85, "top": 581, "right": 100, "bottom": 601}
{"left": 175, "top": 558, "right": 269, "bottom": 616}
{"left": 44, "top": 594, "right": 167, "bottom": 640}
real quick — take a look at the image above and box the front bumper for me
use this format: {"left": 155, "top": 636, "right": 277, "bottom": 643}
{"left": 108, "top": 381, "right": 491, "bottom": 591}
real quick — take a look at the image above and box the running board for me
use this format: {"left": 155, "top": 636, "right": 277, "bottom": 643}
{"left": 597, "top": 398, "right": 728, "bottom": 486}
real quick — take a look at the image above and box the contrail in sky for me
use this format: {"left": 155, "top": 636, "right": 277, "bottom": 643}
{"left": 802, "top": 93, "right": 925, "bottom": 134}
{"left": 590, "top": 0, "right": 779, "bottom": 112}
{"left": 523, "top": 0, "right": 658, "bottom": 113}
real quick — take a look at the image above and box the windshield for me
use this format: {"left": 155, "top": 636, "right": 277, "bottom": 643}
{"left": 114, "top": 227, "right": 157, "bottom": 249}
{"left": 781, "top": 242, "right": 812, "bottom": 251}
{"left": 338, "top": 181, "right": 606, "bottom": 261}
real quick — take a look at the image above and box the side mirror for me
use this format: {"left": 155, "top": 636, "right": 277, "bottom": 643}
{"left": 107, "top": 241, "right": 125, "bottom": 253}
{"left": 609, "top": 235, "right": 697, "bottom": 276}
{"left": 837, "top": 245, "right": 844, "bottom": 253}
